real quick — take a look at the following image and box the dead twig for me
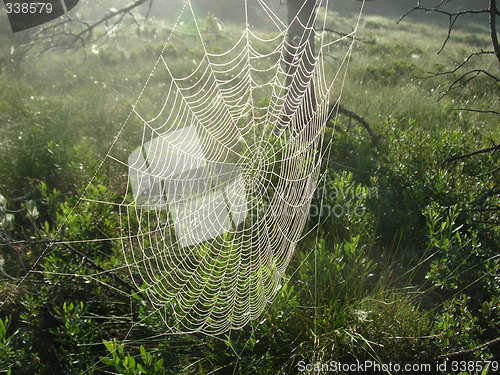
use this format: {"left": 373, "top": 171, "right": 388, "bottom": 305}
{"left": 329, "top": 103, "right": 379, "bottom": 146}
{"left": 451, "top": 108, "right": 500, "bottom": 115}
{"left": 445, "top": 144, "right": 499, "bottom": 163}
{"left": 399, "top": 1, "right": 499, "bottom": 112}
{"left": 61, "top": 243, "right": 135, "bottom": 293}
{"left": 437, "top": 336, "right": 500, "bottom": 358}
{"left": 398, "top": 1, "right": 490, "bottom": 54}
{"left": 315, "top": 27, "right": 366, "bottom": 43}
{"left": 424, "top": 51, "right": 495, "bottom": 79}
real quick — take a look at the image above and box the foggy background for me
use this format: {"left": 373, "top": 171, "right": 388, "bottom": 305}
{"left": 0, "top": 0, "right": 491, "bottom": 35}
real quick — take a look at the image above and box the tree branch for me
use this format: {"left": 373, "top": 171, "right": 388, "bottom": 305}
{"left": 329, "top": 103, "right": 379, "bottom": 146}
{"left": 451, "top": 108, "right": 500, "bottom": 115}
{"left": 437, "top": 336, "right": 500, "bottom": 358}
{"left": 0, "top": 236, "right": 135, "bottom": 294}
{"left": 71, "top": 0, "right": 149, "bottom": 46}
{"left": 398, "top": 1, "right": 490, "bottom": 54}
{"left": 437, "top": 69, "right": 499, "bottom": 100}
{"left": 315, "top": 27, "right": 366, "bottom": 43}
{"left": 399, "top": 2, "right": 499, "bottom": 109}
{"left": 445, "top": 144, "right": 499, "bottom": 163}
{"left": 424, "top": 51, "right": 495, "bottom": 79}
{"left": 15, "top": 0, "right": 151, "bottom": 56}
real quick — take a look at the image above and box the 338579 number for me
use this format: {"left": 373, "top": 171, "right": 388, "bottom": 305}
{"left": 5, "top": 2, "right": 53, "bottom": 14}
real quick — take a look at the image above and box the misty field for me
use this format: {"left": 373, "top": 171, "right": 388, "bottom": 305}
{"left": 0, "top": 1, "right": 498, "bottom": 374}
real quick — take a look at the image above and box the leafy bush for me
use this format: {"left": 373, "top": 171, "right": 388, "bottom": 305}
{"left": 365, "top": 60, "right": 421, "bottom": 85}
{"left": 424, "top": 203, "right": 499, "bottom": 357}
{"left": 101, "top": 340, "right": 166, "bottom": 375}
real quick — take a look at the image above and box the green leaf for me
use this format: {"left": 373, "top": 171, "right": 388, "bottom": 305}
{"left": 154, "top": 359, "right": 164, "bottom": 372}
{"left": 127, "top": 355, "right": 136, "bottom": 369}
{"left": 102, "top": 358, "right": 114, "bottom": 366}
{"left": 0, "top": 318, "right": 6, "bottom": 338}
{"left": 137, "top": 363, "right": 147, "bottom": 374}
{"left": 140, "top": 345, "right": 147, "bottom": 362}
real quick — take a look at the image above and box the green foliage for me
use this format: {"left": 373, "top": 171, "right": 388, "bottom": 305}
{"left": 433, "top": 295, "right": 485, "bottom": 357}
{"left": 0, "top": 8, "right": 498, "bottom": 374}
{"left": 424, "top": 203, "right": 499, "bottom": 356}
{"left": 366, "top": 42, "right": 423, "bottom": 60}
{"left": 297, "top": 236, "right": 376, "bottom": 311}
{"left": 0, "top": 183, "right": 127, "bottom": 374}
{"left": 0, "top": 317, "right": 16, "bottom": 374}
{"left": 311, "top": 171, "right": 377, "bottom": 244}
{"left": 101, "top": 340, "right": 166, "bottom": 375}
{"left": 0, "top": 81, "right": 83, "bottom": 196}
{"left": 0, "top": 314, "right": 38, "bottom": 374}
{"left": 365, "top": 60, "right": 421, "bottom": 85}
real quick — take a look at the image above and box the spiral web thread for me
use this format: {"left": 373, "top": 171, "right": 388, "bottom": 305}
{"left": 83, "top": 0, "right": 364, "bottom": 335}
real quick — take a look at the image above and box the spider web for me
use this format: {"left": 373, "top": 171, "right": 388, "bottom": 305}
{"left": 14, "top": 0, "right": 365, "bottom": 337}
{"left": 75, "top": 0, "right": 365, "bottom": 335}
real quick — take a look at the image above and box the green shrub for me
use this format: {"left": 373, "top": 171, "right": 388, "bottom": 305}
{"left": 365, "top": 60, "right": 421, "bottom": 85}
{"left": 101, "top": 340, "right": 167, "bottom": 375}
{"left": 424, "top": 203, "right": 499, "bottom": 357}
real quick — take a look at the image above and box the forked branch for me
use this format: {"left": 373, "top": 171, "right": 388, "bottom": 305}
{"left": 15, "top": 0, "right": 154, "bottom": 56}
{"left": 400, "top": 1, "right": 499, "bottom": 112}
{"left": 398, "top": 1, "right": 491, "bottom": 54}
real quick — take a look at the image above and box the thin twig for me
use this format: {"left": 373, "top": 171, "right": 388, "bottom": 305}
{"left": 437, "top": 336, "right": 500, "bottom": 358}
{"left": 62, "top": 243, "right": 135, "bottom": 293}
{"left": 424, "top": 51, "right": 494, "bottom": 79}
{"left": 398, "top": 1, "right": 490, "bottom": 54}
{"left": 329, "top": 103, "right": 379, "bottom": 146}
{"left": 451, "top": 108, "right": 500, "bottom": 115}
{"left": 316, "top": 27, "right": 365, "bottom": 43}
{"left": 445, "top": 144, "right": 499, "bottom": 163}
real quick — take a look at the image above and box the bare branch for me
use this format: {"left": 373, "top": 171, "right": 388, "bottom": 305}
{"left": 62, "top": 243, "right": 135, "bottom": 293}
{"left": 445, "top": 144, "right": 499, "bottom": 163}
{"left": 437, "top": 69, "right": 499, "bottom": 100}
{"left": 398, "top": 2, "right": 499, "bottom": 114}
{"left": 473, "top": 165, "right": 500, "bottom": 177}
{"left": 145, "top": 0, "right": 155, "bottom": 20}
{"left": 398, "top": 1, "right": 490, "bottom": 54}
{"left": 451, "top": 108, "right": 500, "bottom": 115}
{"left": 315, "top": 27, "right": 366, "bottom": 43}
{"left": 329, "top": 103, "right": 379, "bottom": 146}
{"left": 437, "top": 336, "right": 500, "bottom": 359}
{"left": 15, "top": 0, "right": 151, "bottom": 56}
{"left": 424, "top": 51, "right": 495, "bottom": 79}
{"left": 72, "top": 0, "right": 149, "bottom": 45}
